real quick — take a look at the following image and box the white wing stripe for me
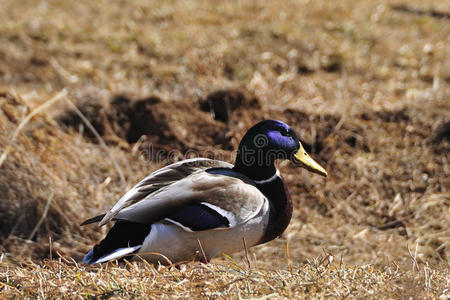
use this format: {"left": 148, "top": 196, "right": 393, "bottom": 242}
{"left": 200, "top": 202, "right": 237, "bottom": 227}
{"left": 164, "top": 218, "right": 194, "bottom": 232}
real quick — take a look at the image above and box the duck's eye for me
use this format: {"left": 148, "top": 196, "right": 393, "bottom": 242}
{"left": 280, "top": 129, "right": 290, "bottom": 137}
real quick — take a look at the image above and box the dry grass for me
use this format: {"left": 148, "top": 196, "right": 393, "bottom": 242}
{"left": 0, "top": 255, "right": 448, "bottom": 299}
{"left": 0, "top": 0, "right": 449, "bottom": 298}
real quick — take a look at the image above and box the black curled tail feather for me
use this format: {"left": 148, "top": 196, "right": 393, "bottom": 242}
{"left": 80, "top": 214, "right": 106, "bottom": 226}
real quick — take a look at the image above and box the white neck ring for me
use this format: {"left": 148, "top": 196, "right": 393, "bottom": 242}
{"left": 254, "top": 169, "right": 280, "bottom": 185}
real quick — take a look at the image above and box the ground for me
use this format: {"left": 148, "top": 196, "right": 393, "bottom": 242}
{"left": 0, "top": 0, "right": 448, "bottom": 298}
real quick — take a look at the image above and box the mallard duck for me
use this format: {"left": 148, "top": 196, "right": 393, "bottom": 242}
{"left": 82, "top": 119, "right": 327, "bottom": 264}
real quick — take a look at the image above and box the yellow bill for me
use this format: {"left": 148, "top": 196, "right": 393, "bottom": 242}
{"left": 293, "top": 143, "right": 328, "bottom": 177}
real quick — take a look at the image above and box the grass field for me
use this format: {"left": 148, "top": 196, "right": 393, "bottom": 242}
{"left": 0, "top": 0, "right": 449, "bottom": 298}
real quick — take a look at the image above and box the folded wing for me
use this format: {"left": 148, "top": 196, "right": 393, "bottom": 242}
{"left": 111, "top": 169, "right": 266, "bottom": 230}
{"left": 96, "top": 158, "right": 232, "bottom": 226}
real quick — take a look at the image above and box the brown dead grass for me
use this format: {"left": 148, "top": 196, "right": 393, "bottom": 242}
{"left": 0, "top": 255, "right": 449, "bottom": 299}
{"left": 0, "top": 0, "right": 449, "bottom": 298}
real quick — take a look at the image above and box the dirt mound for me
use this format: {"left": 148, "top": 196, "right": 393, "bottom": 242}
{"left": 58, "top": 93, "right": 238, "bottom": 152}
{"left": 199, "top": 90, "right": 260, "bottom": 123}
{"left": 57, "top": 89, "right": 267, "bottom": 164}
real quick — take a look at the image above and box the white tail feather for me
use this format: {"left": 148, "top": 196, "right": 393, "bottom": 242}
{"left": 85, "top": 245, "right": 141, "bottom": 264}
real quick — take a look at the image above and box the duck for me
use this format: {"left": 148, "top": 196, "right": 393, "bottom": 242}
{"left": 82, "top": 119, "right": 327, "bottom": 264}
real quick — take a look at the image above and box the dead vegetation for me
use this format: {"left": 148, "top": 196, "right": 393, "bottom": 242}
{"left": 0, "top": 0, "right": 448, "bottom": 298}
{"left": 1, "top": 255, "right": 448, "bottom": 299}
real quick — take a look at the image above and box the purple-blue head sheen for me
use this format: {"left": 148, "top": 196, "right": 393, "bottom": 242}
{"left": 237, "top": 120, "right": 300, "bottom": 165}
